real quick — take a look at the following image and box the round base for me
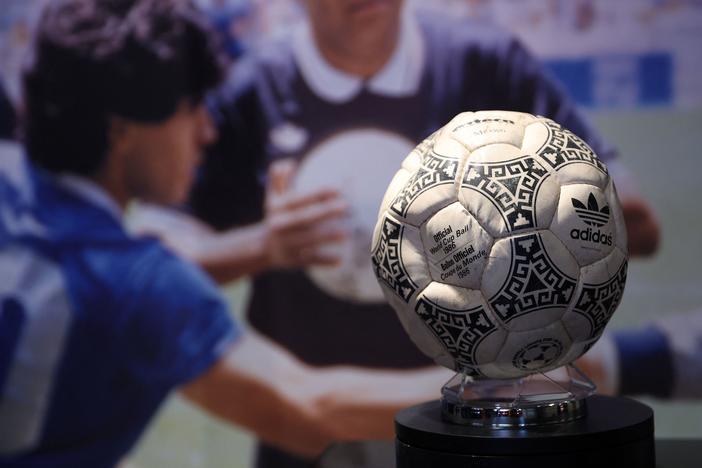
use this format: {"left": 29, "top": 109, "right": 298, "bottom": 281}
{"left": 442, "top": 395, "right": 588, "bottom": 427}
{"left": 396, "top": 395, "right": 654, "bottom": 468}
{"left": 440, "top": 365, "right": 596, "bottom": 427}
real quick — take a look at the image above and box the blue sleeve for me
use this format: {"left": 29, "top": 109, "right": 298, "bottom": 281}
{"left": 613, "top": 326, "right": 674, "bottom": 397}
{"left": 121, "top": 247, "right": 243, "bottom": 388}
{"left": 651, "top": 311, "right": 702, "bottom": 398}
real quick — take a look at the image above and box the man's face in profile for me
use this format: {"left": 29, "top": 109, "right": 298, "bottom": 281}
{"left": 114, "top": 100, "right": 217, "bottom": 206}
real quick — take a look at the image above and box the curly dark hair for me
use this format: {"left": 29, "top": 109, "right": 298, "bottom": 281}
{"left": 23, "top": 0, "right": 226, "bottom": 175}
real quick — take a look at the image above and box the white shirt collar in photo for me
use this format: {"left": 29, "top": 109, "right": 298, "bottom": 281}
{"left": 56, "top": 173, "right": 123, "bottom": 223}
{"left": 292, "top": 9, "right": 425, "bottom": 104}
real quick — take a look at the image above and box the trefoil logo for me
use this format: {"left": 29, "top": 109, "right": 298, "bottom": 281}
{"left": 571, "top": 193, "right": 610, "bottom": 227}
{"left": 570, "top": 193, "right": 612, "bottom": 246}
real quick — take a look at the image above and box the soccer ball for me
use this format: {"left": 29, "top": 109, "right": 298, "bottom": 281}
{"left": 371, "top": 111, "right": 628, "bottom": 379}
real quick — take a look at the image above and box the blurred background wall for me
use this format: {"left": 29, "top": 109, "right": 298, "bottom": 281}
{"left": 2, "top": 1, "right": 701, "bottom": 467}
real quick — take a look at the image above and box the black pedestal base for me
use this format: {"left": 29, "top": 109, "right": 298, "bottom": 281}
{"left": 395, "top": 395, "right": 654, "bottom": 468}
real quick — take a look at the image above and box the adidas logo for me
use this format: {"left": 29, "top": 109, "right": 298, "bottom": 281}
{"left": 571, "top": 193, "right": 610, "bottom": 227}
{"left": 570, "top": 193, "right": 612, "bottom": 247}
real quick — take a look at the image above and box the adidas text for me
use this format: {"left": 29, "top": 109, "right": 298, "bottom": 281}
{"left": 570, "top": 227, "right": 613, "bottom": 246}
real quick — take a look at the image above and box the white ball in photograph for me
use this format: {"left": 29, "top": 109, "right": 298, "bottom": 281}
{"left": 293, "top": 129, "right": 414, "bottom": 303}
{"left": 371, "top": 111, "right": 629, "bottom": 379}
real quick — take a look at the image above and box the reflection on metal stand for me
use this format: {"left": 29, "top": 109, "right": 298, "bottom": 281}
{"left": 396, "top": 364, "right": 655, "bottom": 468}
{"left": 441, "top": 363, "right": 594, "bottom": 427}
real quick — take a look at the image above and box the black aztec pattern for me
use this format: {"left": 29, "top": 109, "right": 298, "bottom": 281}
{"left": 415, "top": 297, "right": 497, "bottom": 375}
{"left": 512, "top": 338, "right": 564, "bottom": 371}
{"left": 371, "top": 216, "right": 418, "bottom": 303}
{"left": 461, "top": 156, "right": 549, "bottom": 232}
{"left": 489, "top": 233, "right": 577, "bottom": 324}
{"left": 389, "top": 152, "right": 458, "bottom": 218}
{"left": 572, "top": 259, "right": 628, "bottom": 340}
{"left": 537, "top": 120, "right": 608, "bottom": 174}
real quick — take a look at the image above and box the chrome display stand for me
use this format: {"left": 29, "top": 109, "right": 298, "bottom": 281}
{"left": 396, "top": 365, "right": 655, "bottom": 468}
{"left": 441, "top": 364, "right": 594, "bottom": 427}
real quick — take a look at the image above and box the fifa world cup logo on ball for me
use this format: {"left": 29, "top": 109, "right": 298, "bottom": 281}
{"left": 371, "top": 110, "right": 628, "bottom": 380}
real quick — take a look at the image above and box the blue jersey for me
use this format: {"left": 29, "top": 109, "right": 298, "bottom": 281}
{"left": 0, "top": 144, "right": 240, "bottom": 467}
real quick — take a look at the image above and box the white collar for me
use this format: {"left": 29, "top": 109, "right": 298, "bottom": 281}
{"left": 56, "top": 173, "right": 123, "bottom": 222}
{"left": 292, "top": 9, "right": 425, "bottom": 104}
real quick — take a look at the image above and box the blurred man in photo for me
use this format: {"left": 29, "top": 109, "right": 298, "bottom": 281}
{"left": 0, "top": 1, "right": 451, "bottom": 466}
{"left": 178, "top": 1, "right": 660, "bottom": 467}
